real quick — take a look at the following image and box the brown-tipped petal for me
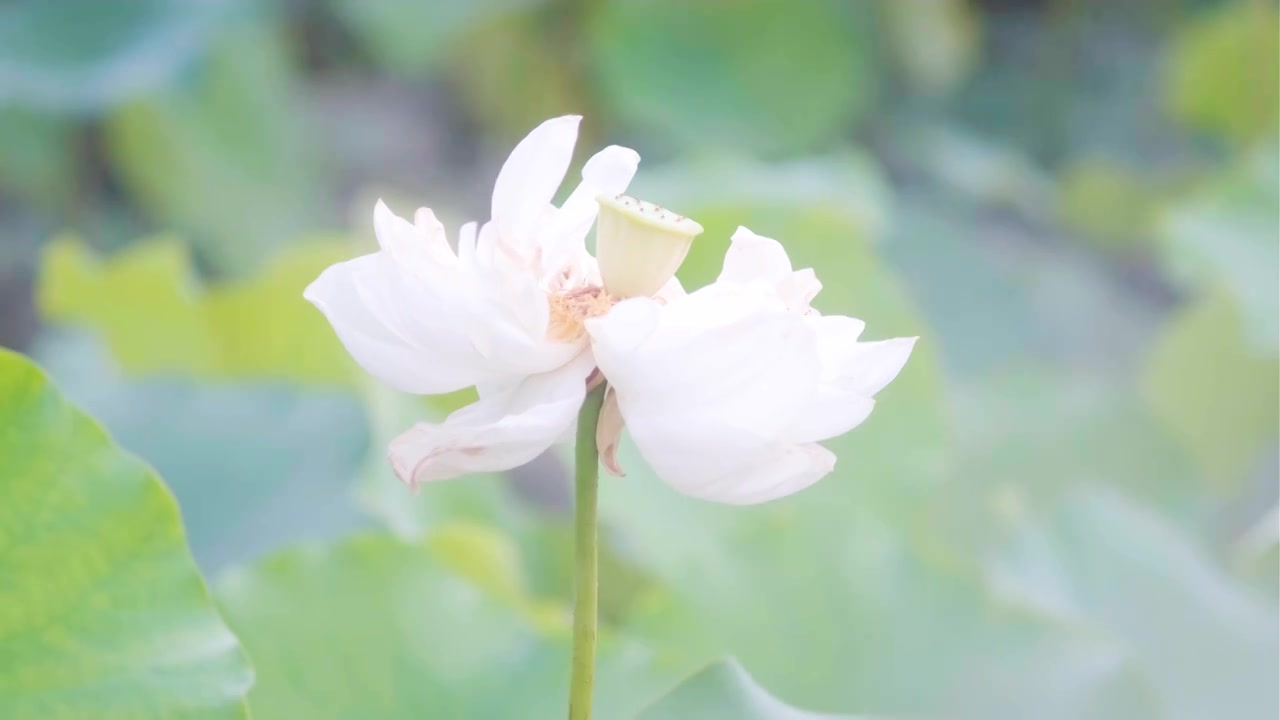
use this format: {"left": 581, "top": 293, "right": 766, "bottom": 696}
{"left": 596, "top": 386, "right": 626, "bottom": 476}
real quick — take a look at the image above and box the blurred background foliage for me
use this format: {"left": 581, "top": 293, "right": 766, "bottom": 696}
{"left": 0, "top": 0, "right": 1276, "bottom": 717}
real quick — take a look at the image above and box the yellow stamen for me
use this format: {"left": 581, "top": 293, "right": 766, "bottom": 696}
{"left": 548, "top": 285, "right": 617, "bottom": 342}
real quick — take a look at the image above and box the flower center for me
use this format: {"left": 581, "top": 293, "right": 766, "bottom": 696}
{"left": 547, "top": 285, "right": 617, "bottom": 342}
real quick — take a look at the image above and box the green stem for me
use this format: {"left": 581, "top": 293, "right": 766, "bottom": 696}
{"left": 569, "top": 383, "right": 606, "bottom": 720}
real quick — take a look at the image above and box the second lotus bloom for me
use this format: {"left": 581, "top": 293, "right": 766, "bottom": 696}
{"left": 305, "top": 115, "right": 916, "bottom": 505}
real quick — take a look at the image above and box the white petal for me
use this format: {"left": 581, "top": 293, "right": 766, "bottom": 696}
{"left": 828, "top": 336, "right": 918, "bottom": 397}
{"left": 304, "top": 254, "right": 493, "bottom": 394}
{"left": 457, "top": 220, "right": 478, "bottom": 264}
{"left": 787, "top": 389, "right": 875, "bottom": 443}
{"left": 719, "top": 226, "right": 820, "bottom": 311}
{"left": 552, "top": 145, "right": 641, "bottom": 243}
{"left": 491, "top": 115, "right": 581, "bottom": 245}
{"left": 388, "top": 354, "right": 594, "bottom": 486}
{"left": 589, "top": 284, "right": 828, "bottom": 504}
{"left": 373, "top": 199, "right": 455, "bottom": 275}
{"left": 654, "top": 275, "right": 687, "bottom": 303}
{"left": 718, "top": 226, "right": 793, "bottom": 285}
{"left": 695, "top": 442, "right": 836, "bottom": 505}
{"left": 789, "top": 318, "right": 912, "bottom": 439}
{"left": 538, "top": 144, "right": 641, "bottom": 275}
{"left": 585, "top": 297, "right": 663, "bottom": 362}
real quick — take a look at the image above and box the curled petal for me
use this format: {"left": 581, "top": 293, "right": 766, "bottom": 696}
{"left": 491, "top": 115, "right": 581, "bottom": 247}
{"left": 389, "top": 354, "right": 595, "bottom": 487}
{"left": 596, "top": 386, "right": 626, "bottom": 477}
{"left": 540, "top": 144, "right": 641, "bottom": 274}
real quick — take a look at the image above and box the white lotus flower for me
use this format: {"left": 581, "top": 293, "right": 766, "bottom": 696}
{"left": 305, "top": 115, "right": 675, "bottom": 485}
{"left": 585, "top": 227, "right": 916, "bottom": 504}
{"left": 307, "top": 115, "right": 915, "bottom": 504}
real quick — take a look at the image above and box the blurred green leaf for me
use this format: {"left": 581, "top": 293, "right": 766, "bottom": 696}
{"left": 608, "top": 428, "right": 1171, "bottom": 719}
{"left": 0, "top": 349, "right": 253, "bottom": 719}
{"left": 987, "top": 487, "right": 1278, "bottom": 720}
{"left": 38, "top": 235, "right": 362, "bottom": 385}
{"left": 31, "top": 329, "right": 372, "bottom": 574}
{"left": 0, "top": 0, "right": 224, "bottom": 113}
{"left": 355, "top": 382, "right": 659, "bottom": 624}
{"left": 1158, "top": 146, "right": 1279, "bottom": 351}
{"left": 1230, "top": 505, "right": 1279, "bottom": 601}
{"left": 104, "top": 21, "right": 325, "bottom": 275}
{"left": 904, "top": 126, "right": 1054, "bottom": 216}
{"left": 1165, "top": 0, "right": 1279, "bottom": 144}
{"left": 39, "top": 235, "right": 218, "bottom": 373}
{"left": 331, "top": 0, "right": 535, "bottom": 76}
{"left": 1056, "top": 156, "right": 1157, "bottom": 254}
{"left": 218, "top": 533, "right": 683, "bottom": 719}
{"left": 354, "top": 382, "right": 520, "bottom": 539}
{"left": 596, "top": 171, "right": 1242, "bottom": 719}
{"left": 883, "top": 192, "right": 1039, "bottom": 375}
{"left": 638, "top": 659, "right": 863, "bottom": 720}
{"left": 589, "top": 0, "right": 876, "bottom": 155}
{"left": 1142, "top": 290, "right": 1279, "bottom": 494}
{"left": 945, "top": 366, "right": 1206, "bottom": 545}
{"left": 451, "top": 10, "right": 585, "bottom": 141}
{"left": 594, "top": 191, "right": 967, "bottom": 716}
{"left": 881, "top": 0, "right": 980, "bottom": 98}
{"left": 0, "top": 107, "right": 76, "bottom": 210}
{"left": 630, "top": 154, "right": 892, "bottom": 288}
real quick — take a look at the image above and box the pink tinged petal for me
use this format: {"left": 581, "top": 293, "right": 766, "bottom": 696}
{"left": 491, "top": 115, "right": 581, "bottom": 245}
{"left": 304, "top": 255, "right": 492, "bottom": 394}
{"left": 388, "top": 355, "right": 594, "bottom": 486}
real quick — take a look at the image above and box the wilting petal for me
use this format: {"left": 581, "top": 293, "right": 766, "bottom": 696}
{"left": 388, "top": 354, "right": 594, "bottom": 486}
{"left": 491, "top": 115, "right": 581, "bottom": 247}
{"left": 596, "top": 386, "right": 626, "bottom": 476}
